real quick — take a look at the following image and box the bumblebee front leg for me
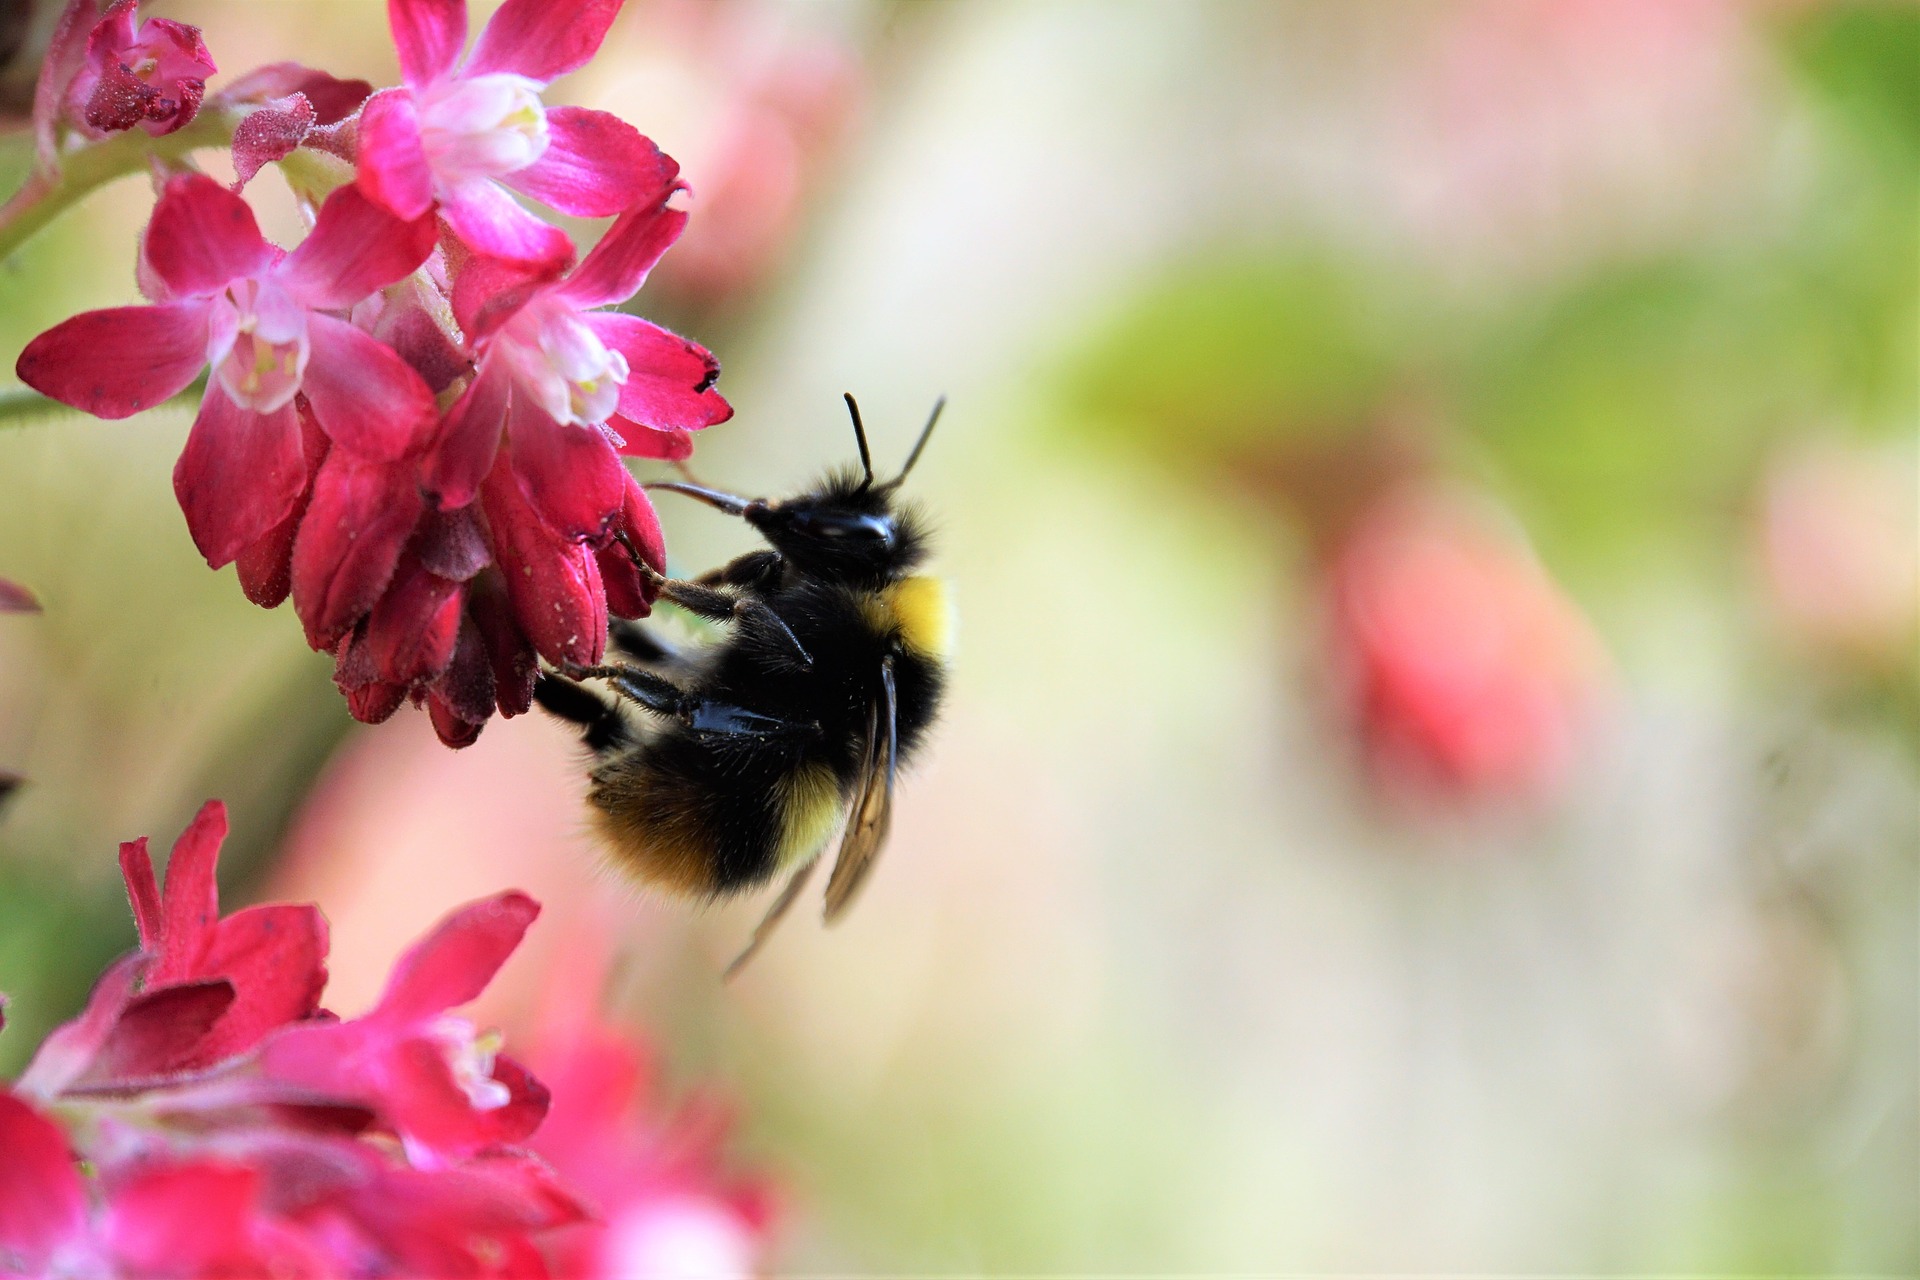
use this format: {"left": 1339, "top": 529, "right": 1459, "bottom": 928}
{"left": 613, "top": 533, "right": 812, "bottom": 668}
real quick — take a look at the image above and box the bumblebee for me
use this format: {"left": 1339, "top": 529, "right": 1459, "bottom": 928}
{"left": 535, "top": 396, "right": 951, "bottom": 974}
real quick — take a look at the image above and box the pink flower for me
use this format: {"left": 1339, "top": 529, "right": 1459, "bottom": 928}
{"left": 529, "top": 1020, "right": 774, "bottom": 1279}
{"left": 291, "top": 436, "right": 663, "bottom": 748}
{"left": 1328, "top": 488, "right": 1608, "bottom": 805}
{"left": 0, "top": 807, "right": 593, "bottom": 1275}
{"left": 357, "top": 0, "right": 674, "bottom": 268}
{"left": 64, "top": 0, "right": 217, "bottom": 138}
{"left": 260, "top": 892, "right": 550, "bottom": 1164}
{"left": 0, "top": 1093, "right": 319, "bottom": 1278}
{"left": 13, "top": 801, "right": 326, "bottom": 1097}
{"left": 15, "top": 173, "right": 439, "bottom": 568}
{"left": 427, "top": 191, "right": 733, "bottom": 539}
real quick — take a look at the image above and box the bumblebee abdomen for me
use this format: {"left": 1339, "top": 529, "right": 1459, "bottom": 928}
{"left": 587, "top": 732, "right": 850, "bottom": 897}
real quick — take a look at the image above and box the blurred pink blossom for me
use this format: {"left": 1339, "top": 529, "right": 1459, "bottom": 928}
{"left": 1328, "top": 488, "right": 1610, "bottom": 805}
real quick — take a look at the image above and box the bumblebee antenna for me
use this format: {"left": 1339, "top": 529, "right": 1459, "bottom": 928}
{"left": 644, "top": 481, "right": 760, "bottom": 517}
{"left": 884, "top": 395, "right": 945, "bottom": 490}
{"left": 842, "top": 393, "right": 875, "bottom": 489}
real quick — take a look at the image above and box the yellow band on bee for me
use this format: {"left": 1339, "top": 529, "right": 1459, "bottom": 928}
{"left": 884, "top": 575, "right": 954, "bottom": 660}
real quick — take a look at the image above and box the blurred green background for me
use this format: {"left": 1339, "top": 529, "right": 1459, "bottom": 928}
{"left": 1, "top": 0, "right": 1915, "bottom": 1273}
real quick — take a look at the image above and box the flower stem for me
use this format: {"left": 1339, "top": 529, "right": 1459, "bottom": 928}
{"left": 0, "top": 105, "right": 243, "bottom": 263}
{"left": 0, "top": 373, "right": 206, "bottom": 429}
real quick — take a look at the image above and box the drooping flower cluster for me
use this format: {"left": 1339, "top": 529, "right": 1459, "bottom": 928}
{"left": 15, "top": 0, "right": 732, "bottom": 747}
{"left": 0, "top": 802, "right": 772, "bottom": 1277}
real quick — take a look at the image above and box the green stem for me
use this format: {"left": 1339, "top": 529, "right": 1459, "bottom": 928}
{"left": 0, "top": 373, "right": 207, "bottom": 428}
{"left": 0, "top": 104, "right": 244, "bottom": 262}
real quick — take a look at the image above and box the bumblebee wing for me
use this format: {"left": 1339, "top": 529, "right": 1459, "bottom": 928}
{"left": 823, "top": 656, "right": 897, "bottom": 924}
{"left": 722, "top": 858, "right": 818, "bottom": 981}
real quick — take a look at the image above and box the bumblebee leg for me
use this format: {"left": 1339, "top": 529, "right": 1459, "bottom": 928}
{"left": 575, "top": 663, "right": 690, "bottom": 720}
{"left": 533, "top": 674, "right": 631, "bottom": 753}
{"left": 612, "top": 532, "right": 811, "bottom": 668}
{"left": 723, "top": 858, "right": 818, "bottom": 981}
{"left": 609, "top": 618, "right": 683, "bottom": 666}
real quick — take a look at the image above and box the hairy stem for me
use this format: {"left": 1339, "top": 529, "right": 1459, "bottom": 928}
{"left": 0, "top": 105, "right": 243, "bottom": 262}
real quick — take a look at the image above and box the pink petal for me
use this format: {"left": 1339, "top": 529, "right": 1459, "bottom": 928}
{"left": 346, "top": 677, "right": 409, "bottom": 725}
{"left": 468, "top": 569, "right": 537, "bottom": 716}
{"left": 0, "top": 578, "right": 40, "bottom": 612}
{"left": 465, "top": 0, "right": 623, "bottom": 84}
{"left": 302, "top": 314, "right": 438, "bottom": 460}
{"left": 16, "top": 955, "right": 144, "bottom": 1098}
{"left": 79, "top": 979, "right": 236, "bottom": 1084}
{"left": 282, "top": 183, "right": 438, "bottom": 310}
{"left": 366, "top": 559, "right": 465, "bottom": 684}
{"left": 597, "top": 471, "right": 664, "bottom": 618}
{"left": 427, "top": 692, "right": 485, "bottom": 748}
{"left": 234, "top": 405, "right": 330, "bottom": 610}
{"left": 610, "top": 418, "right": 693, "bottom": 460}
{"left": 507, "top": 400, "right": 630, "bottom": 542}
{"left": 553, "top": 194, "right": 686, "bottom": 310}
{"left": 448, "top": 252, "right": 554, "bottom": 344}
{"left": 188, "top": 904, "right": 330, "bottom": 1066}
{"left": 15, "top": 301, "right": 210, "bottom": 418}
{"left": 379, "top": 1037, "right": 509, "bottom": 1155}
{"left": 118, "top": 836, "right": 164, "bottom": 951}
{"left": 421, "top": 359, "right": 510, "bottom": 510}
{"left": 219, "top": 62, "right": 372, "bottom": 123}
{"left": 439, "top": 178, "right": 574, "bottom": 271}
{"left": 148, "top": 799, "right": 227, "bottom": 986}
{"left": 421, "top": 701, "right": 485, "bottom": 750}
{"left": 432, "top": 615, "right": 497, "bottom": 723}
{"left": 585, "top": 313, "right": 732, "bottom": 431}
{"left": 398, "top": 1055, "right": 547, "bottom": 1165}
{"left": 254, "top": 1020, "right": 367, "bottom": 1099}
{"left": 106, "top": 1164, "right": 264, "bottom": 1275}
{"left": 230, "top": 92, "right": 314, "bottom": 191}
{"left": 365, "top": 280, "right": 472, "bottom": 393}
{"left": 174, "top": 390, "right": 308, "bottom": 568}
{"left": 0, "top": 1092, "right": 85, "bottom": 1265}
{"left": 415, "top": 505, "right": 491, "bottom": 581}
{"left": 375, "top": 891, "right": 539, "bottom": 1024}
{"left": 144, "top": 173, "right": 272, "bottom": 298}
{"left": 483, "top": 451, "right": 607, "bottom": 666}
{"left": 291, "top": 452, "right": 425, "bottom": 650}
{"left": 388, "top": 0, "right": 467, "bottom": 87}
{"left": 503, "top": 106, "right": 678, "bottom": 217}
{"left": 356, "top": 89, "right": 435, "bottom": 221}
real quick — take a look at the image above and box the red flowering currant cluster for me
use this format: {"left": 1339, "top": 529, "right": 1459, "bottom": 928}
{"left": 13, "top": 0, "right": 733, "bottom": 747}
{"left": 0, "top": 803, "right": 770, "bottom": 1277}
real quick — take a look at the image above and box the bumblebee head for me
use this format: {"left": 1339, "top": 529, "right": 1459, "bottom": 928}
{"left": 649, "top": 394, "right": 941, "bottom": 585}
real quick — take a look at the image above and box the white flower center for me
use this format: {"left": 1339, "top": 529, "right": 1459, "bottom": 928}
{"left": 497, "top": 298, "right": 629, "bottom": 428}
{"left": 428, "top": 1015, "right": 511, "bottom": 1112}
{"left": 418, "top": 73, "right": 550, "bottom": 183}
{"left": 206, "top": 277, "right": 309, "bottom": 413}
